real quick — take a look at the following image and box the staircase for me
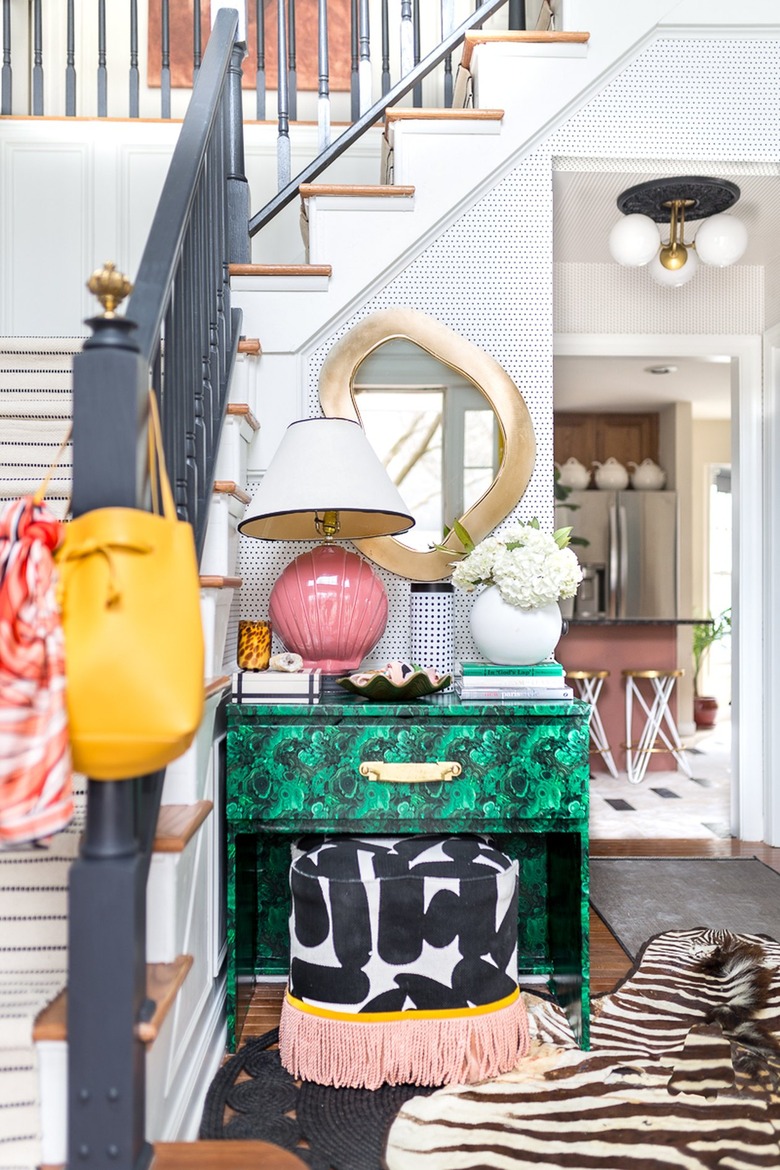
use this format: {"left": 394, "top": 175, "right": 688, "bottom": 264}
{"left": 2, "top": 1, "right": 773, "bottom": 1164}
{"left": 0, "top": 333, "right": 261, "bottom": 1165}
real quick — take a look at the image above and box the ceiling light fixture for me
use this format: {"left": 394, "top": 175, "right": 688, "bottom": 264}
{"left": 608, "top": 176, "right": 748, "bottom": 287}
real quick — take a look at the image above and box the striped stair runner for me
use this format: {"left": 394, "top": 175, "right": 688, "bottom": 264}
{"left": 0, "top": 778, "right": 85, "bottom": 1169}
{"left": 0, "top": 339, "right": 82, "bottom": 519}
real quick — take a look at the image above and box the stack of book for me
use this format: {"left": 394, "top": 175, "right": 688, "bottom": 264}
{"left": 454, "top": 660, "right": 573, "bottom": 701}
{"left": 231, "top": 669, "right": 322, "bottom": 704}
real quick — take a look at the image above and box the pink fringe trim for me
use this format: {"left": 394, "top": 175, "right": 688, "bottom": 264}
{"left": 279, "top": 995, "right": 530, "bottom": 1089}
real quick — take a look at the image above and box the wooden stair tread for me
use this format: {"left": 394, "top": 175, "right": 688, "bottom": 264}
{"left": 200, "top": 574, "right": 242, "bottom": 590}
{"left": 385, "top": 107, "right": 504, "bottom": 127}
{"left": 153, "top": 800, "right": 213, "bottom": 853}
{"left": 152, "top": 1141, "right": 307, "bottom": 1169}
{"left": 213, "top": 479, "right": 251, "bottom": 504}
{"left": 138, "top": 955, "right": 193, "bottom": 1042}
{"left": 227, "top": 402, "right": 260, "bottom": 430}
{"left": 462, "top": 29, "right": 590, "bottom": 70}
{"left": 229, "top": 263, "right": 332, "bottom": 277}
{"left": 205, "top": 675, "right": 231, "bottom": 699}
{"left": 237, "top": 337, "right": 262, "bottom": 354}
{"left": 33, "top": 955, "right": 192, "bottom": 1044}
{"left": 299, "top": 183, "right": 414, "bottom": 198}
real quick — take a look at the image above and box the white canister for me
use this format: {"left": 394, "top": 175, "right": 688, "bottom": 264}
{"left": 410, "top": 582, "right": 454, "bottom": 680}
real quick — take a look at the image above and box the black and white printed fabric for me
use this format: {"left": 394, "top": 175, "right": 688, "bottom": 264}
{"left": 279, "top": 834, "right": 530, "bottom": 1089}
{"left": 287, "top": 834, "right": 519, "bottom": 1014}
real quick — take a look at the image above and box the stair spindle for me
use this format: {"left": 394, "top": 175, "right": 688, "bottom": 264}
{"left": 193, "top": 0, "right": 202, "bottom": 81}
{"left": 276, "top": 0, "right": 291, "bottom": 186}
{"left": 441, "top": 0, "right": 455, "bottom": 107}
{"left": 350, "top": 0, "right": 359, "bottom": 121}
{"left": 1, "top": 0, "right": 11, "bottom": 114}
{"left": 317, "top": 0, "right": 331, "bottom": 151}
{"left": 288, "top": 0, "right": 297, "bottom": 122}
{"left": 97, "top": 0, "right": 107, "bottom": 116}
{"left": 412, "top": 0, "right": 421, "bottom": 105}
{"left": 129, "top": 0, "right": 139, "bottom": 116}
{"left": 161, "top": 0, "right": 171, "bottom": 117}
{"left": 255, "top": 0, "right": 266, "bottom": 119}
{"left": 32, "top": 0, "right": 43, "bottom": 115}
{"left": 65, "top": 0, "right": 76, "bottom": 115}
{"left": 400, "top": 0, "right": 413, "bottom": 79}
{"left": 358, "top": 0, "right": 371, "bottom": 115}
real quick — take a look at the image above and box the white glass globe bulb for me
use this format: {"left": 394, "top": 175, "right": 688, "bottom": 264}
{"left": 608, "top": 214, "right": 660, "bottom": 267}
{"left": 648, "top": 247, "right": 699, "bottom": 287}
{"left": 694, "top": 214, "right": 748, "bottom": 266}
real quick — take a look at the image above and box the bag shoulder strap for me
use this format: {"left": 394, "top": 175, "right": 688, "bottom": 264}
{"left": 33, "top": 426, "right": 73, "bottom": 506}
{"left": 147, "top": 391, "right": 176, "bottom": 520}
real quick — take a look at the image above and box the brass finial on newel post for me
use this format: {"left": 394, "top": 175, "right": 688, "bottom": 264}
{"left": 82, "top": 262, "right": 138, "bottom": 353}
{"left": 86, "top": 261, "right": 133, "bottom": 318}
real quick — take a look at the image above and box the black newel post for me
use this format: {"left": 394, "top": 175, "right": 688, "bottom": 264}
{"left": 67, "top": 269, "right": 158, "bottom": 1170}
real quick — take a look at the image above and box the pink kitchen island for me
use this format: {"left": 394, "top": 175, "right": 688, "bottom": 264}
{"left": 557, "top": 618, "right": 699, "bottom": 776}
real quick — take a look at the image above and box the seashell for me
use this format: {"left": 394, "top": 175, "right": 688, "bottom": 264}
{"left": 269, "top": 652, "right": 303, "bottom": 673}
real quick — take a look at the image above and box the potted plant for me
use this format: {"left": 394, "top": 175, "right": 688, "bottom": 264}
{"left": 692, "top": 608, "right": 731, "bottom": 728}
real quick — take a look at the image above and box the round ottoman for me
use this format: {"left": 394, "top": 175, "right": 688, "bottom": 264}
{"left": 279, "top": 834, "right": 530, "bottom": 1089}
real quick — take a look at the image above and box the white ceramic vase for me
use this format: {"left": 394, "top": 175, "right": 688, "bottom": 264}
{"left": 468, "top": 587, "right": 563, "bottom": 665}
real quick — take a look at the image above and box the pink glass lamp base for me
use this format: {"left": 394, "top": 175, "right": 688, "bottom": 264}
{"left": 269, "top": 544, "right": 388, "bottom": 673}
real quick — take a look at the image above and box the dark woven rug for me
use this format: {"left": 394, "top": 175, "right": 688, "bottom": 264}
{"left": 589, "top": 857, "right": 780, "bottom": 958}
{"left": 199, "top": 1028, "right": 435, "bottom": 1170}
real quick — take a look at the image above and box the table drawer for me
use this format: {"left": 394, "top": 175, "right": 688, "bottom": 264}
{"left": 227, "top": 713, "right": 589, "bottom": 826}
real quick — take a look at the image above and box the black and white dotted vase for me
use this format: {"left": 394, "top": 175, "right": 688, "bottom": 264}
{"left": 410, "top": 582, "right": 455, "bottom": 682}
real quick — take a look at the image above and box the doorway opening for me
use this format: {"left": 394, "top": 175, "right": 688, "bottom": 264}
{"left": 552, "top": 342, "right": 749, "bottom": 841}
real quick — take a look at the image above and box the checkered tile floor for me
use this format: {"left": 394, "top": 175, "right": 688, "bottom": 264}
{"left": 589, "top": 721, "right": 731, "bottom": 840}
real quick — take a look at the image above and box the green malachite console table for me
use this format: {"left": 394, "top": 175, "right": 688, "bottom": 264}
{"left": 225, "top": 694, "right": 591, "bottom": 1052}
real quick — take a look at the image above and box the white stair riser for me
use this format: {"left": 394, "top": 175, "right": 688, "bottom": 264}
{"left": 146, "top": 810, "right": 216, "bottom": 966}
{"left": 229, "top": 352, "right": 262, "bottom": 416}
{"left": 214, "top": 412, "right": 254, "bottom": 485}
{"left": 36, "top": 1040, "right": 67, "bottom": 1165}
{"left": 200, "top": 585, "right": 237, "bottom": 680}
{"left": 161, "top": 689, "right": 222, "bottom": 805}
{"left": 305, "top": 194, "right": 415, "bottom": 264}
{"left": 199, "top": 493, "right": 243, "bottom": 577}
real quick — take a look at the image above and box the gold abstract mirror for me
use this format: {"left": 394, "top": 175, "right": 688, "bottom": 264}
{"left": 318, "top": 308, "right": 536, "bottom": 581}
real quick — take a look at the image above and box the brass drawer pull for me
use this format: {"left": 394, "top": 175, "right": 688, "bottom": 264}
{"left": 359, "top": 760, "right": 462, "bottom": 783}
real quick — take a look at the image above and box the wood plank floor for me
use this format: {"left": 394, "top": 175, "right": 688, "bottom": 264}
{"left": 238, "top": 837, "right": 780, "bottom": 1033}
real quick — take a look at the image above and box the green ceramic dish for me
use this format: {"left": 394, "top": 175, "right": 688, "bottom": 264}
{"left": 336, "top": 670, "right": 453, "bottom": 701}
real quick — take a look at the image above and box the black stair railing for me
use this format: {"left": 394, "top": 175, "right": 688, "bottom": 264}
{"left": 249, "top": 0, "right": 510, "bottom": 234}
{"left": 66, "top": 10, "right": 246, "bottom": 1168}
{"left": 0, "top": 0, "right": 533, "bottom": 119}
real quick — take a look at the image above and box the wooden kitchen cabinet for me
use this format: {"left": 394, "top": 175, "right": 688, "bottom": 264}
{"left": 554, "top": 411, "right": 659, "bottom": 471}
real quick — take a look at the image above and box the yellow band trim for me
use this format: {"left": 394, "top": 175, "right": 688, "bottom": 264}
{"left": 284, "top": 986, "right": 520, "bottom": 1023}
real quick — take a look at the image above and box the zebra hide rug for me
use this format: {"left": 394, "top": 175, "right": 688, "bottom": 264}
{"left": 384, "top": 929, "right": 780, "bottom": 1170}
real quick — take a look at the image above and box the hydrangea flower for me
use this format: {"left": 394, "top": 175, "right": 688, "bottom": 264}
{"left": 450, "top": 520, "right": 583, "bottom": 609}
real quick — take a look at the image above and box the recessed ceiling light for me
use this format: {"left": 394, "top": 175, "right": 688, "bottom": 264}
{"left": 645, "top": 365, "right": 678, "bottom": 375}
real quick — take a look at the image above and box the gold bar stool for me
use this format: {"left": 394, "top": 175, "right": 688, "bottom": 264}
{"left": 566, "top": 669, "right": 619, "bottom": 779}
{"left": 622, "top": 668, "right": 692, "bottom": 785}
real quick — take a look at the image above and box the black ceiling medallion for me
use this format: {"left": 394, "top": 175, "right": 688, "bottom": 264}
{"left": 616, "top": 176, "right": 741, "bottom": 223}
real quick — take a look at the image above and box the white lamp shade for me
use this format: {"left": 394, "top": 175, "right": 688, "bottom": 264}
{"left": 648, "top": 247, "right": 699, "bottom": 287}
{"left": 608, "top": 214, "right": 660, "bottom": 267}
{"left": 238, "top": 417, "right": 415, "bottom": 540}
{"left": 694, "top": 213, "right": 748, "bottom": 266}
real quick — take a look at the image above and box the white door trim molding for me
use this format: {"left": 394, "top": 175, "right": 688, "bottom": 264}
{"left": 762, "top": 323, "right": 780, "bottom": 847}
{"left": 555, "top": 331, "right": 764, "bottom": 842}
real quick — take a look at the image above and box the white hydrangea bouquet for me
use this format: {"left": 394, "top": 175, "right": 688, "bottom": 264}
{"left": 449, "top": 518, "right": 583, "bottom": 609}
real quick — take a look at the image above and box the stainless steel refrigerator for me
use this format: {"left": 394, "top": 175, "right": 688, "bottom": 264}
{"left": 556, "top": 490, "right": 678, "bottom": 619}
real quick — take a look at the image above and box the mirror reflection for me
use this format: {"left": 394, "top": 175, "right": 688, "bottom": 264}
{"left": 353, "top": 340, "right": 499, "bottom": 552}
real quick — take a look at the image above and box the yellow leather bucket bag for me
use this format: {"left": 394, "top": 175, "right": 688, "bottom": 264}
{"left": 56, "top": 392, "right": 204, "bottom": 780}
